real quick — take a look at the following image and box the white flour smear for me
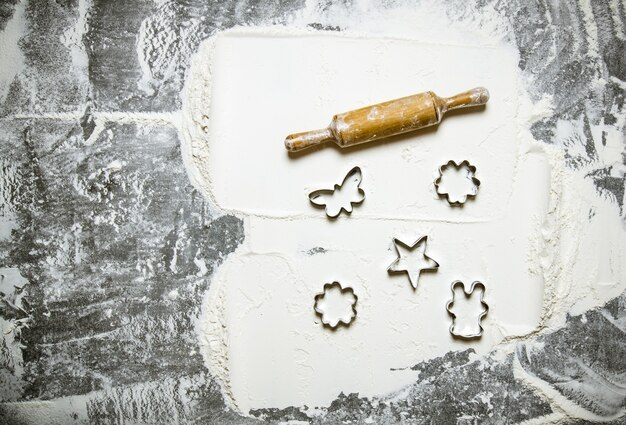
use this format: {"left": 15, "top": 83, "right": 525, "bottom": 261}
{"left": 176, "top": 0, "right": 624, "bottom": 420}
{"left": 181, "top": 19, "right": 625, "bottom": 419}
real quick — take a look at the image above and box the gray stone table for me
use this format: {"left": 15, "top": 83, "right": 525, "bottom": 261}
{"left": 0, "top": 1, "right": 624, "bottom": 423}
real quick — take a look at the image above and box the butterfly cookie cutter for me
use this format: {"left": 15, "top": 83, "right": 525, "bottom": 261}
{"left": 446, "top": 280, "right": 488, "bottom": 339}
{"left": 314, "top": 282, "right": 358, "bottom": 329}
{"left": 308, "top": 166, "right": 365, "bottom": 218}
{"left": 434, "top": 160, "right": 480, "bottom": 206}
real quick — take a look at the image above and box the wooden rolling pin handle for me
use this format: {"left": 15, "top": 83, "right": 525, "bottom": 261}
{"left": 441, "top": 87, "right": 490, "bottom": 113}
{"left": 285, "top": 127, "right": 335, "bottom": 152}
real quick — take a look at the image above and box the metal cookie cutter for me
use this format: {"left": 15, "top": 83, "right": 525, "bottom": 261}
{"left": 308, "top": 166, "right": 365, "bottom": 218}
{"left": 387, "top": 236, "right": 440, "bottom": 289}
{"left": 446, "top": 280, "right": 488, "bottom": 339}
{"left": 434, "top": 160, "right": 480, "bottom": 206}
{"left": 314, "top": 282, "right": 358, "bottom": 329}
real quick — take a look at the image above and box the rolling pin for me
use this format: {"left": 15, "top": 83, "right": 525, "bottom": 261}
{"left": 284, "top": 87, "right": 489, "bottom": 152}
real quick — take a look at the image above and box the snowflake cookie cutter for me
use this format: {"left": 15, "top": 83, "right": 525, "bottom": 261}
{"left": 446, "top": 280, "right": 488, "bottom": 339}
{"left": 313, "top": 282, "right": 358, "bottom": 329}
{"left": 308, "top": 166, "right": 365, "bottom": 218}
{"left": 434, "top": 160, "right": 480, "bottom": 206}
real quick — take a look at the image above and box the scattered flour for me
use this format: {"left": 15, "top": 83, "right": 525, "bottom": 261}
{"left": 182, "top": 21, "right": 625, "bottom": 416}
{"left": 59, "top": 0, "right": 91, "bottom": 82}
{"left": 0, "top": 0, "right": 621, "bottom": 422}
{"left": 0, "top": 0, "right": 26, "bottom": 105}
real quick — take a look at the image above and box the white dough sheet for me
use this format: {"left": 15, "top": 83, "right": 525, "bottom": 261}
{"left": 182, "top": 28, "right": 623, "bottom": 414}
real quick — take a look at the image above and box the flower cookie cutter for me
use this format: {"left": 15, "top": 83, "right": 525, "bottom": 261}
{"left": 314, "top": 282, "right": 358, "bottom": 329}
{"left": 446, "top": 280, "right": 489, "bottom": 339}
{"left": 434, "top": 160, "right": 480, "bottom": 206}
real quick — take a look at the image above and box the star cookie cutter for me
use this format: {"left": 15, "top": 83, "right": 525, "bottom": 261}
{"left": 446, "top": 280, "right": 488, "bottom": 339}
{"left": 434, "top": 160, "right": 480, "bottom": 206}
{"left": 314, "top": 282, "right": 358, "bottom": 329}
{"left": 387, "top": 236, "right": 439, "bottom": 289}
{"left": 308, "top": 166, "right": 365, "bottom": 218}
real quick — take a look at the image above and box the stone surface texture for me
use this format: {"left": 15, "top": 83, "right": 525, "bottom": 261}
{"left": 0, "top": 0, "right": 624, "bottom": 423}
